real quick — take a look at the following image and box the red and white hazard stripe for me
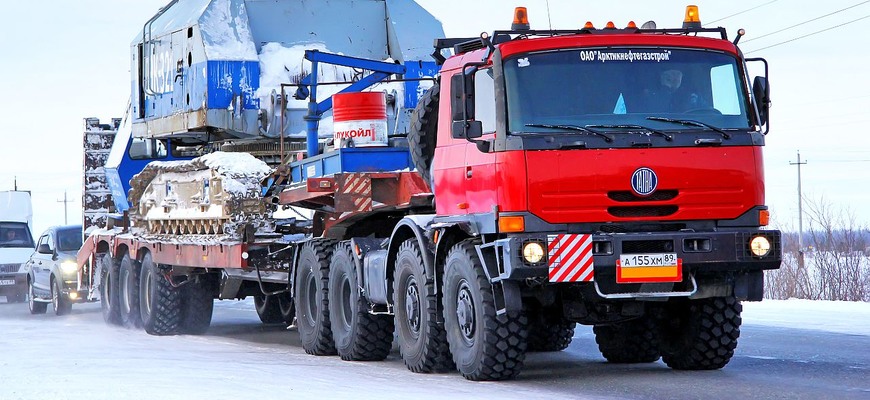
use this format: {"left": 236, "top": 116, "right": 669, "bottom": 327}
{"left": 341, "top": 174, "right": 372, "bottom": 212}
{"left": 547, "top": 234, "right": 595, "bottom": 282}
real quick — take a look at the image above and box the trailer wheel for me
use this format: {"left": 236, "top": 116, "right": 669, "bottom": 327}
{"left": 442, "top": 239, "right": 528, "bottom": 381}
{"left": 139, "top": 253, "right": 181, "bottom": 335}
{"left": 99, "top": 252, "right": 121, "bottom": 325}
{"left": 593, "top": 315, "right": 661, "bottom": 363}
{"left": 393, "top": 238, "right": 454, "bottom": 373}
{"left": 328, "top": 242, "right": 394, "bottom": 361}
{"left": 295, "top": 239, "right": 337, "bottom": 355}
{"left": 659, "top": 295, "right": 742, "bottom": 370}
{"left": 408, "top": 82, "right": 440, "bottom": 187}
{"left": 52, "top": 277, "right": 72, "bottom": 316}
{"left": 527, "top": 307, "right": 576, "bottom": 352}
{"left": 119, "top": 253, "right": 143, "bottom": 329}
{"left": 28, "top": 280, "right": 47, "bottom": 314}
{"left": 180, "top": 275, "right": 214, "bottom": 335}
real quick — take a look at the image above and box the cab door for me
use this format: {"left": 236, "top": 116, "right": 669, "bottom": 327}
{"left": 30, "top": 233, "right": 53, "bottom": 292}
{"left": 464, "top": 68, "right": 498, "bottom": 214}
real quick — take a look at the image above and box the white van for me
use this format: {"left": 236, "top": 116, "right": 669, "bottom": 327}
{"left": 0, "top": 191, "right": 36, "bottom": 303}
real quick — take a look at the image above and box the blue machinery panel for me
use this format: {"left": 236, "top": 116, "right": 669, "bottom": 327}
{"left": 290, "top": 148, "right": 414, "bottom": 183}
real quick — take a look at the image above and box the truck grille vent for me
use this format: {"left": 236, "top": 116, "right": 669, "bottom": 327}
{"left": 622, "top": 240, "right": 674, "bottom": 253}
{"left": 598, "top": 223, "right": 686, "bottom": 233}
{"left": 608, "top": 190, "right": 678, "bottom": 202}
{"left": 608, "top": 206, "right": 678, "bottom": 218}
{"left": 0, "top": 264, "right": 20, "bottom": 273}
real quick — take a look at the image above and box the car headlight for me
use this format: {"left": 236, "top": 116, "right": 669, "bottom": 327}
{"left": 749, "top": 236, "right": 771, "bottom": 257}
{"left": 522, "top": 241, "right": 546, "bottom": 264}
{"left": 61, "top": 261, "right": 79, "bottom": 274}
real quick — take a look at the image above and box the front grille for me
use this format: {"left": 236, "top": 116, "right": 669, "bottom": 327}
{"left": 608, "top": 190, "right": 678, "bottom": 202}
{"left": 623, "top": 240, "right": 675, "bottom": 253}
{"left": 0, "top": 264, "right": 21, "bottom": 273}
{"left": 608, "top": 206, "right": 678, "bottom": 218}
{"left": 598, "top": 223, "right": 686, "bottom": 233}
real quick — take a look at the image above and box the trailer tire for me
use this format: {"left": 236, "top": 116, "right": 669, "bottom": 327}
{"left": 443, "top": 239, "right": 528, "bottom": 381}
{"left": 328, "top": 242, "right": 394, "bottom": 361}
{"left": 408, "top": 83, "right": 439, "bottom": 187}
{"left": 180, "top": 275, "right": 214, "bottom": 335}
{"left": 99, "top": 253, "right": 121, "bottom": 325}
{"left": 393, "top": 238, "right": 454, "bottom": 373}
{"left": 139, "top": 253, "right": 181, "bottom": 336}
{"left": 593, "top": 315, "right": 661, "bottom": 363}
{"left": 659, "top": 295, "right": 742, "bottom": 370}
{"left": 295, "top": 239, "right": 337, "bottom": 356}
{"left": 527, "top": 307, "right": 576, "bottom": 352}
{"left": 119, "top": 253, "right": 143, "bottom": 329}
{"left": 28, "top": 280, "right": 47, "bottom": 314}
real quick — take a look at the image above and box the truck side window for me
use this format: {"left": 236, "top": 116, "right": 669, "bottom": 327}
{"left": 474, "top": 69, "right": 496, "bottom": 133}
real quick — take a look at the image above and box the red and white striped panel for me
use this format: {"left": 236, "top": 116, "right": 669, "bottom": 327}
{"left": 547, "top": 234, "right": 595, "bottom": 282}
{"left": 339, "top": 173, "right": 372, "bottom": 212}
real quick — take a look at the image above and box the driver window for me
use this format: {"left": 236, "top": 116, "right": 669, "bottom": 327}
{"left": 474, "top": 69, "right": 496, "bottom": 134}
{"left": 38, "top": 234, "right": 51, "bottom": 251}
{"left": 710, "top": 64, "right": 742, "bottom": 115}
{"left": 129, "top": 138, "right": 169, "bottom": 159}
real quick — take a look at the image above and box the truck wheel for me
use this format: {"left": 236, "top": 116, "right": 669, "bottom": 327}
{"left": 393, "top": 238, "right": 454, "bottom": 373}
{"left": 119, "top": 253, "right": 143, "bottom": 329}
{"left": 180, "top": 275, "right": 214, "bottom": 335}
{"left": 527, "top": 307, "right": 576, "bottom": 352}
{"left": 442, "top": 239, "right": 528, "bottom": 381}
{"left": 28, "top": 280, "right": 47, "bottom": 314}
{"left": 593, "top": 315, "right": 661, "bottom": 363}
{"left": 659, "top": 296, "right": 742, "bottom": 370}
{"left": 255, "top": 293, "right": 295, "bottom": 325}
{"left": 139, "top": 253, "right": 181, "bottom": 335}
{"left": 408, "top": 82, "right": 439, "bottom": 186}
{"left": 99, "top": 252, "right": 121, "bottom": 325}
{"left": 328, "top": 242, "right": 394, "bottom": 361}
{"left": 52, "top": 278, "right": 72, "bottom": 316}
{"left": 295, "top": 239, "right": 337, "bottom": 355}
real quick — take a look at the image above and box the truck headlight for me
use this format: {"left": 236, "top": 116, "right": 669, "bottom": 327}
{"left": 61, "top": 261, "right": 79, "bottom": 274}
{"left": 522, "top": 241, "right": 545, "bottom": 264}
{"left": 749, "top": 236, "right": 771, "bottom": 257}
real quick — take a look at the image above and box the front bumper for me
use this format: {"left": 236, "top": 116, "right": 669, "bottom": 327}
{"left": 480, "top": 229, "right": 782, "bottom": 282}
{"left": 60, "top": 279, "right": 91, "bottom": 303}
{"left": 0, "top": 273, "right": 27, "bottom": 296}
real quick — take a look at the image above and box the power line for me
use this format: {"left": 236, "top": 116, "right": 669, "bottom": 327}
{"left": 704, "top": 0, "right": 779, "bottom": 25}
{"left": 745, "top": 13, "right": 870, "bottom": 54}
{"left": 742, "top": 0, "right": 870, "bottom": 43}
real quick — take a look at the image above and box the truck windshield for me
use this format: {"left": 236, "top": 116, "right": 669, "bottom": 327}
{"left": 503, "top": 48, "right": 751, "bottom": 134}
{"left": 0, "top": 222, "right": 34, "bottom": 248}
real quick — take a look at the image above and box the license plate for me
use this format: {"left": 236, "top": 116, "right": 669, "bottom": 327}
{"left": 616, "top": 253, "right": 682, "bottom": 283}
{"left": 0, "top": 279, "right": 14, "bottom": 285}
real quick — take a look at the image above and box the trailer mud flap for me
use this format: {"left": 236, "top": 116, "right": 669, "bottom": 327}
{"left": 476, "top": 241, "right": 522, "bottom": 315}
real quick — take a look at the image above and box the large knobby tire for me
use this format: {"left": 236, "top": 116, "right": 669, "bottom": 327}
{"left": 442, "top": 239, "right": 528, "bottom": 381}
{"left": 659, "top": 296, "right": 742, "bottom": 370}
{"left": 527, "top": 307, "right": 576, "bottom": 352}
{"left": 99, "top": 252, "right": 121, "bottom": 325}
{"left": 254, "top": 293, "right": 295, "bottom": 325}
{"left": 180, "top": 275, "right": 214, "bottom": 335}
{"left": 52, "top": 278, "right": 72, "bottom": 316}
{"left": 408, "top": 83, "right": 440, "bottom": 187}
{"left": 119, "top": 253, "right": 143, "bottom": 329}
{"left": 328, "top": 242, "right": 394, "bottom": 361}
{"left": 393, "top": 238, "right": 454, "bottom": 373}
{"left": 139, "top": 253, "right": 181, "bottom": 336}
{"left": 593, "top": 315, "right": 661, "bottom": 363}
{"left": 294, "top": 239, "right": 337, "bottom": 356}
{"left": 28, "top": 280, "right": 47, "bottom": 314}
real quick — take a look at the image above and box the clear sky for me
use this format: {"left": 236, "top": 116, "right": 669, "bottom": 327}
{"left": 1, "top": 0, "right": 868, "bottom": 238}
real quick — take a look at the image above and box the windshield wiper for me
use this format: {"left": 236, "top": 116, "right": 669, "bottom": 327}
{"left": 525, "top": 123, "right": 613, "bottom": 142}
{"left": 646, "top": 116, "right": 731, "bottom": 139}
{"left": 584, "top": 124, "right": 673, "bottom": 141}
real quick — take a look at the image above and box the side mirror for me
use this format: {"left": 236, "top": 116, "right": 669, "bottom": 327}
{"left": 752, "top": 76, "right": 770, "bottom": 126}
{"left": 452, "top": 120, "right": 483, "bottom": 139}
{"left": 37, "top": 243, "right": 52, "bottom": 254}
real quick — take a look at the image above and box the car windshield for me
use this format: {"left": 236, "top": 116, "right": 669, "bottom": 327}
{"left": 56, "top": 228, "right": 83, "bottom": 252}
{"left": 0, "top": 222, "right": 34, "bottom": 248}
{"left": 503, "top": 47, "right": 752, "bottom": 134}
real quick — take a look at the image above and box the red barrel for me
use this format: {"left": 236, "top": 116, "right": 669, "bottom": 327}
{"left": 332, "top": 92, "right": 388, "bottom": 147}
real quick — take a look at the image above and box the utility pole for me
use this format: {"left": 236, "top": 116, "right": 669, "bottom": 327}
{"left": 790, "top": 150, "right": 807, "bottom": 268}
{"left": 57, "top": 191, "right": 73, "bottom": 225}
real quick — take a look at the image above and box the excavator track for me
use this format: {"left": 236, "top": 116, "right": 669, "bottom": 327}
{"left": 128, "top": 152, "right": 273, "bottom": 241}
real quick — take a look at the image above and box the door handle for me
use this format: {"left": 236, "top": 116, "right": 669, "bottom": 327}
{"left": 466, "top": 166, "right": 472, "bottom": 179}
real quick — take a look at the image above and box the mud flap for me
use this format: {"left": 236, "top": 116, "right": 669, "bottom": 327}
{"left": 475, "top": 241, "right": 522, "bottom": 315}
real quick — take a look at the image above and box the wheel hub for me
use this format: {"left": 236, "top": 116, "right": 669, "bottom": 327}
{"left": 456, "top": 282, "right": 475, "bottom": 342}
{"left": 405, "top": 279, "right": 421, "bottom": 334}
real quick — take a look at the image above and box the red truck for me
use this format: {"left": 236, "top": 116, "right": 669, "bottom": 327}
{"left": 79, "top": 5, "right": 780, "bottom": 381}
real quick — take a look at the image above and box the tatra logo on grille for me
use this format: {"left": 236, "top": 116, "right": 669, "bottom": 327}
{"left": 631, "top": 167, "right": 658, "bottom": 196}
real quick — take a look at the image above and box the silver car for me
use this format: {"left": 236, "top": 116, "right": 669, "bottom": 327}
{"left": 25, "top": 225, "right": 90, "bottom": 315}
